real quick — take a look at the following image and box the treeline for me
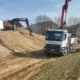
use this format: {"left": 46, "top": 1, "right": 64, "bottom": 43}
{"left": 31, "top": 15, "right": 80, "bottom": 36}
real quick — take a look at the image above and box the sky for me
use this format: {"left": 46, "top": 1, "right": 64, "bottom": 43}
{"left": 0, "top": 0, "right": 80, "bottom": 24}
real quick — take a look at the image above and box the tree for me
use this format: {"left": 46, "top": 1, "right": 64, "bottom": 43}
{"left": 35, "top": 15, "right": 57, "bottom": 35}
{"left": 36, "top": 15, "right": 52, "bottom": 23}
{"left": 68, "top": 16, "right": 80, "bottom": 26}
{"left": 53, "top": 16, "right": 61, "bottom": 27}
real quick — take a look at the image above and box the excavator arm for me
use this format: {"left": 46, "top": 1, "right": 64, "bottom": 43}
{"left": 60, "top": 0, "right": 71, "bottom": 29}
{"left": 11, "top": 18, "right": 32, "bottom": 35}
{"left": 4, "top": 18, "right": 30, "bottom": 30}
{"left": 11, "top": 18, "right": 30, "bottom": 30}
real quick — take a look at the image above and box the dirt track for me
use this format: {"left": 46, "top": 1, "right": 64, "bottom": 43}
{"left": 0, "top": 51, "right": 57, "bottom": 80}
{"left": 0, "top": 30, "right": 56, "bottom": 80}
{"left": 77, "top": 44, "right": 80, "bottom": 50}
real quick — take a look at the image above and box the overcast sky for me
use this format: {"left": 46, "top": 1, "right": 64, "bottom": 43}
{"left": 0, "top": 0, "right": 80, "bottom": 24}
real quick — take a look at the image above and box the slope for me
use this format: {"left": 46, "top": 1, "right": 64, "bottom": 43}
{"left": 0, "top": 30, "right": 50, "bottom": 80}
{"left": 0, "top": 30, "right": 44, "bottom": 58}
{"left": 29, "top": 52, "right": 80, "bottom": 80}
{"left": 0, "top": 29, "right": 80, "bottom": 80}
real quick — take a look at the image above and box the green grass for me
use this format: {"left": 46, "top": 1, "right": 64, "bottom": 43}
{"left": 29, "top": 52, "right": 80, "bottom": 80}
{"left": 66, "top": 60, "right": 80, "bottom": 80}
{"left": 28, "top": 61, "right": 56, "bottom": 80}
{"left": 77, "top": 36, "right": 80, "bottom": 42}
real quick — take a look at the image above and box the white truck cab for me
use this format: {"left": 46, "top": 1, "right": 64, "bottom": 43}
{"left": 44, "top": 29, "right": 77, "bottom": 55}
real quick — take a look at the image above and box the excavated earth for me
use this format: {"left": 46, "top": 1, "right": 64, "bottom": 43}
{"left": 0, "top": 30, "right": 56, "bottom": 80}
{"left": 0, "top": 29, "right": 80, "bottom": 80}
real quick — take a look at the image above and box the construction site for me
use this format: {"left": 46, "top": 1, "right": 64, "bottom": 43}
{"left": 0, "top": 0, "right": 80, "bottom": 80}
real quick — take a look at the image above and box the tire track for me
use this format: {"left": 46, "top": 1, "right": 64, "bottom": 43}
{"left": 0, "top": 56, "right": 56, "bottom": 80}
{"left": 0, "top": 55, "right": 56, "bottom": 80}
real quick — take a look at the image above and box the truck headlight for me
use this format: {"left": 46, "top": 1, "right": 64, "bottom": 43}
{"left": 61, "top": 47, "right": 65, "bottom": 49}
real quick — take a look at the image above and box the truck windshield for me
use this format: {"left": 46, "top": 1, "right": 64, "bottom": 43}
{"left": 46, "top": 31, "right": 64, "bottom": 41}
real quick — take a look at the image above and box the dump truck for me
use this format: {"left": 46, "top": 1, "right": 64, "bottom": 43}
{"left": 44, "top": 0, "right": 77, "bottom": 55}
{"left": 44, "top": 29, "right": 77, "bottom": 55}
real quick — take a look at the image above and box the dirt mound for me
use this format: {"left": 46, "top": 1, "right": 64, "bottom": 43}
{"left": 0, "top": 30, "right": 55, "bottom": 80}
{"left": 0, "top": 30, "right": 45, "bottom": 58}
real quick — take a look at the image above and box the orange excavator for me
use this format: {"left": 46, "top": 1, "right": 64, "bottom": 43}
{"left": 3, "top": 18, "right": 32, "bottom": 35}
{"left": 4, "top": 18, "right": 30, "bottom": 30}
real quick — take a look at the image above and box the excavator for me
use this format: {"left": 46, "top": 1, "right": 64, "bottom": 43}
{"left": 3, "top": 18, "right": 32, "bottom": 35}
{"left": 44, "top": 0, "right": 77, "bottom": 56}
{"left": 4, "top": 18, "right": 29, "bottom": 30}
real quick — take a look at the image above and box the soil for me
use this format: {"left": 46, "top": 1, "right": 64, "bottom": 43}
{"left": 0, "top": 30, "right": 80, "bottom": 80}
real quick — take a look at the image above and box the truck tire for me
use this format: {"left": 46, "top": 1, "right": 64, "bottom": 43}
{"left": 62, "top": 48, "right": 68, "bottom": 56}
{"left": 72, "top": 44, "right": 77, "bottom": 52}
{"left": 46, "top": 52, "right": 50, "bottom": 56}
{"left": 70, "top": 44, "right": 77, "bottom": 53}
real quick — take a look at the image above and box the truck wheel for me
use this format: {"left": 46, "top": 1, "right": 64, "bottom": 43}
{"left": 46, "top": 52, "right": 50, "bottom": 56}
{"left": 62, "top": 48, "right": 68, "bottom": 56}
{"left": 72, "top": 44, "right": 77, "bottom": 52}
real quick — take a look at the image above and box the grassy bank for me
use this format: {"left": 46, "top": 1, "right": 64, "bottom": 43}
{"left": 29, "top": 52, "right": 80, "bottom": 80}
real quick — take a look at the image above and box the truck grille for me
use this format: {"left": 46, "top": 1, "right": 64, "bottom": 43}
{"left": 46, "top": 44, "right": 60, "bottom": 49}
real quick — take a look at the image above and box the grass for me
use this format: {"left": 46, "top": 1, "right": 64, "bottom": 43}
{"left": 28, "top": 62, "right": 56, "bottom": 80}
{"left": 66, "top": 60, "right": 80, "bottom": 80}
{"left": 29, "top": 52, "right": 80, "bottom": 80}
{"left": 77, "top": 36, "right": 80, "bottom": 43}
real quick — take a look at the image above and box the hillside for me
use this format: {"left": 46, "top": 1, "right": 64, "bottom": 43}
{"left": 0, "top": 30, "right": 48, "bottom": 80}
{"left": 0, "top": 30, "right": 79, "bottom": 80}
{"left": 29, "top": 52, "right": 80, "bottom": 80}
{"left": 0, "top": 30, "right": 44, "bottom": 58}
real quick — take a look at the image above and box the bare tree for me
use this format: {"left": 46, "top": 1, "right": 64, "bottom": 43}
{"left": 35, "top": 15, "right": 57, "bottom": 35}
{"left": 68, "top": 16, "right": 80, "bottom": 26}
{"left": 53, "top": 16, "right": 61, "bottom": 27}
{"left": 36, "top": 15, "right": 52, "bottom": 23}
